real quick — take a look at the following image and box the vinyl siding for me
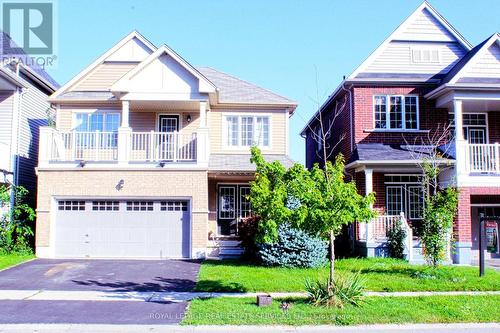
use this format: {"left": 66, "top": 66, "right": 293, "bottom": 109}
{"left": 364, "top": 41, "right": 465, "bottom": 74}
{"left": 17, "top": 81, "right": 50, "bottom": 197}
{"left": 394, "top": 8, "right": 456, "bottom": 42}
{"left": 70, "top": 62, "right": 137, "bottom": 91}
{"left": 0, "top": 91, "right": 14, "bottom": 145}
{"left": 208, "top": 108, "right": 288, "bottom": 155}
{"left": 463, "top": 43, "right": 500, "bottom": 78}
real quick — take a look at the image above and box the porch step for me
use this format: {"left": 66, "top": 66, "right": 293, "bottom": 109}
{"left": 207, "top": 239, "right": 244, "bottom": 259}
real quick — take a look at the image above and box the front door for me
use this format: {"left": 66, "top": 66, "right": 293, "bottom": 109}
{"left": 158, "top": 115, "right": 179, "bottom": 160}
{"left": 217, "top": 185, "right": 251, "bottom": 236}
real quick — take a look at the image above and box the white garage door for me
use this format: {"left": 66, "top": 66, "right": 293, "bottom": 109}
{"left": 55, "top": 199, "right": 190, "bottom": 258}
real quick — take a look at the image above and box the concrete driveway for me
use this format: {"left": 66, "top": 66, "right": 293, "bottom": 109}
{"left": 0, "top": 259, "right": 201, "bottom": 324}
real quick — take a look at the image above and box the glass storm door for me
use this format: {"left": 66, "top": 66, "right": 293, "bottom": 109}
{"left": 217, "top": 185, "right": 251, "bottom": 236}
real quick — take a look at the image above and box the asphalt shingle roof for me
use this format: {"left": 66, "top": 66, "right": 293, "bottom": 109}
{"left": 209, "top": 154, "right": 294, "bottom": 172}
{"left": 197, "top": 67, "right": 296, "bottom": 105}
{"left": 348, "top": 144, "right": 452, "bottom": 165}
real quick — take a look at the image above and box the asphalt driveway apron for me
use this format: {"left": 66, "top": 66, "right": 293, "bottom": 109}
{"left": 0, "top": 259, "right": 201, "bottom": 324}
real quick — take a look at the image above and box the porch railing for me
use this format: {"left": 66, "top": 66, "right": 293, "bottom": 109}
{"left": 53, "top": 131, "right": 118, "bottom": 161}
{"left": 361, "top": 213, "right": 413, "bottom": 261}
{"left": 467, "top": 143, "right": 500, "bottom": 174}
{"left": 130, "top": 131, "right": 196, "bottom": 162}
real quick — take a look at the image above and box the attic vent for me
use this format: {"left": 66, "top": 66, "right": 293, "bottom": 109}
{"left": 411, "top": 48, "right": 440, "bottom": 64}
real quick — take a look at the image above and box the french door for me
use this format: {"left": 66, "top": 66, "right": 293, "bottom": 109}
{"left": 217, "top": 184, "right": 251, "bottom": 236}
{"left": 386, "top": 185, "right": 424, "bottom": 232}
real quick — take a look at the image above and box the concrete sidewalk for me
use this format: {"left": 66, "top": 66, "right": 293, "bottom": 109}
{"left": 0, "top": 289, "right": 499, "bottom": 302}
{"left": 0, "top": 323, "right": 499, "bottom": 333}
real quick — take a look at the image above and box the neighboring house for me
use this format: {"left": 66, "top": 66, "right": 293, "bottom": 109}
{"left": 302, "top": 2, "right": 500, "bottom": 264}
{"left": 0, "top": 32, "right": 58, "bottom": 205}
{"left": 36, "top": 31, "right": 296, "bottom": 259}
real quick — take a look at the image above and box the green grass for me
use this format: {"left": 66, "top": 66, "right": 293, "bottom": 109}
{"left": 195, "top": 258, "right": 500, "bottom": 292}
{"left": 182, "top": 295, "right": 500, "bottom": 325}
{"left": 0, "top": 253, "right": 34, "bottom": 271}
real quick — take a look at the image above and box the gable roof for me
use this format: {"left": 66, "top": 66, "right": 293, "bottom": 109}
{"left": 111, "top": 45, "right": 217, "bottom": 94}
{"left": 348, "top": 1, "right": 472, "bottom": 80}
{"left": 440, "top": 33, "right": 500, "bottom": 85}
{"left": 50, "top": 31, "right": 156, "bottom": 100}
{"left": 198, "top": 67, "right": 296, "bottom": 107}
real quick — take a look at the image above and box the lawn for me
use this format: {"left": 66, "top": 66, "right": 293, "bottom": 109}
{"left": 182, "top": 295, "right": 500, "bottom": 325}
{"left": 0, "top": 253, "right": 34, "bottom": 271}
{"left": 195, "top": 258, "right": 500, "bottom": 292}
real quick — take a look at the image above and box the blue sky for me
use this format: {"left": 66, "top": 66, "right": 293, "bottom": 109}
{"left": 47, "top": 0, "right": 500, "bottom": 164}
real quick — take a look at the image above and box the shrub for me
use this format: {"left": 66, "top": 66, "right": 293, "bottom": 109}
{"left": 258, "top": 223, "right": 327, "bottom": 268}
{"left": 238, "top": 216, "right": 260, "bottom": 259}
{"left": 386, "top": 219, "right": 406, "bottom": 260}
{"left": 305, "top": 273, "right": 365, "bottom": 308}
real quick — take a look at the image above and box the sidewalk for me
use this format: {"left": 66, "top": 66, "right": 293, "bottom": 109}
{"left": 0, "top": 289, "right": 499, "bottom": 302}
{"left": 0, "top": 323, "right": 499, "bottom": 333}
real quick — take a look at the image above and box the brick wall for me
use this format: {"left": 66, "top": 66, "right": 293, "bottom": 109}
{"left": 36, "top": 170, "right": 209, "bottom": 252}
{"left": 352, "top": 86, "right": 449, "bottom": 145}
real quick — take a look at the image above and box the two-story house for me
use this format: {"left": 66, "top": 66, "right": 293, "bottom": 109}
{"left": 302, "top": 2, "right": 500, "bottom": 265}
{"left": 35, "top": 31, "right": 296, "bottom": 259}
{"left": 0, "top": 32, "right": 58, "bottom": 205}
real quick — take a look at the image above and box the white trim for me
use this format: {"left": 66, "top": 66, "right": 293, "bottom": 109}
{"left": 448, "top": 33, "right": 500, "bottom": 84}
{"left": 410, "top": 45, "right": 441, "bottom": 64}
{"left": 111, "top": 45, "right": 216, "bottom": 94}
{"left": 156, "top": 113, "right": 182, "bottom": 132}
{"left": 450, "top": 112, "right": 489, "bottom": 144}
{"left": 71, "top": 111, "right": 121, "bottom": 132}
{"left": 218, "top": 186, "right": 236, "bottom": 220}
{"left": 348, "top": 2, "right": 472, "bottom": 79}
{"left": 50, "top": 31, "right": 157, "bottom": 100}
{"left": 372, "top": 94, "right": 419, "bottom": 130}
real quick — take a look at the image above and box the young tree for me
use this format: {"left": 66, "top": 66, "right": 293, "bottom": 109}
{"left": 404, "top": 125, "right": 459, "bottom": 266}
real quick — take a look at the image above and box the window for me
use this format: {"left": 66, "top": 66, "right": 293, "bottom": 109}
{"left": 126, "top": 201, "right": 154, "bottom": 211}
{"left": 449, "top": 113, "right": 488, "bottom": 144}
{"left": 160, "top": 201, "right": 188, "bottom": 211}
{"left": 384, "top": 175, "right": 424, "bottom": 222}
{"left": 239, "top": 187, "right": 252, "bottom": 218}
{"left": 374, "top": 95, "right": 419, "bottom": 130}
{"left": 224, "top": 115, "right": 270, "bottom": 147}
{"left": 411, "top": 48, "right": 440, "bottom": 64}
{"left": 92, "top": 201, "right": 119, "bottom": 211}
{"left": 58, "top": 200, "right": 85, "bottom": 211}
{"left": 75, "top": 112, "right": 120, "bottom": 148}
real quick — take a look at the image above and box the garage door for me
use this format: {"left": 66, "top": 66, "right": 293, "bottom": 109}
{"left": 54, "top": 199, "right": 190, "bottom": 258}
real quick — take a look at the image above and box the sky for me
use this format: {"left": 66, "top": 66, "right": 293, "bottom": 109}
{"left": 46, "top": 0, "right": 500, "bottom": 164}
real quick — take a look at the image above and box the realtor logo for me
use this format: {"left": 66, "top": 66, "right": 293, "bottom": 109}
{"left": 0, "top": 0, "right": 57, "bottom": 68}
{"left": 2, "top": 1, "right": 53, "bottom": 54}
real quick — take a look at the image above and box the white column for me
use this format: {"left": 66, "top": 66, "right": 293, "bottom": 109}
{"left": 453, "top": 99, "right": 467, "bottom": 179}
{"left": 121, "top": 100, "right": 130, "bottom": 128}
{"left": 199, "top": 101, "right": 207, "bottom": 127}
{"left": 364, "top": 169, "right": 373, "bottom": 242}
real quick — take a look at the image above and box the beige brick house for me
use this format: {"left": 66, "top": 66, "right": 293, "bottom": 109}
{"left": 36, "top": 31, "right": 296, "bottom": 259}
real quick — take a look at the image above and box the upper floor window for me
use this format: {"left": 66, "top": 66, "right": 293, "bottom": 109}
{"left": 411, "top": 48, "right": 440, "bottom": 64}
{"left": 75, "top": 112, "right": 120, "bottom": 133}
{"left": 374, "top": 95, "right": 418, "bottom": 130}
{"left": 224, "top": 115, "right": 270, "bottom": 148}
{"left": 449, "top": 113, "right": 488, "bottom": 144}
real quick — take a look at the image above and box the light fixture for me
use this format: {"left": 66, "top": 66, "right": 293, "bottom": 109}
{"left": 186, "top": 114, "right": 192, "bottom": 123}
{"left": 77, "top": 160, "right": 86, "bottom": 167}
{"left": 116, "top": 179, "right": 125, "bottom": 191}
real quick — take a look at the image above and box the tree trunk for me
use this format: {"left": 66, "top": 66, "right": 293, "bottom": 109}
{"left": 328, "top": 230, "right": 335, "bottom": 293}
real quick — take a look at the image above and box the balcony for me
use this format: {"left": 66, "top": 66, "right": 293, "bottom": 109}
{"left": 466, "top": 143, "right": 500, "bottom": 174}
{"left": 39, "top": 127, "right": 208, "bottom": 167}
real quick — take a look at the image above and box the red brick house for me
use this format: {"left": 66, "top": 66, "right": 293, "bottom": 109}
{"left": 302, "top": 2, "right": 500, "bottom": 265}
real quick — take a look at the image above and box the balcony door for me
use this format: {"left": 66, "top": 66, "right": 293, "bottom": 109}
{"left": 217, "top": 184, "right": 251, "bottom": 236}
{"left": 157, "top": 115, "right": 179, "bottom": 160}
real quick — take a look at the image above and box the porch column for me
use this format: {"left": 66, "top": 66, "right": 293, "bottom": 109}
{"left": 199, "top": 101, "right": 207, "bottom": 128}
{"left": 453, "top": 99, "right": 468, "bottom": 180}
{"left": 118, "top": 100, "right": 131, "bottom": 164}
{"left": 364, "top": 169, "right": 373, "bottom": 243}
{"left": 121, "top": 100, "right": 130, "bottom": 128}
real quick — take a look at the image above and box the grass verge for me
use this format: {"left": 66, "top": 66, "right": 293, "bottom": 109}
{"left": 195, "top": 258, "right": 500, "bottom": 292}
{"left": 0, "top": 253, "right": 34, "bottom": 271}
{"left": 182, "top": 295, "right": 500, "bottom": 325}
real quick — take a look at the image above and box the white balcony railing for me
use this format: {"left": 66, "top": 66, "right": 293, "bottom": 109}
{"left": 130, "top": 132, "right": 196, "bottom": 162}
{"left": 39, "top": 128, "right": 200, "bottom": 164}
{"left": 467, "top": 143, "right": 500, "bottom": 174}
